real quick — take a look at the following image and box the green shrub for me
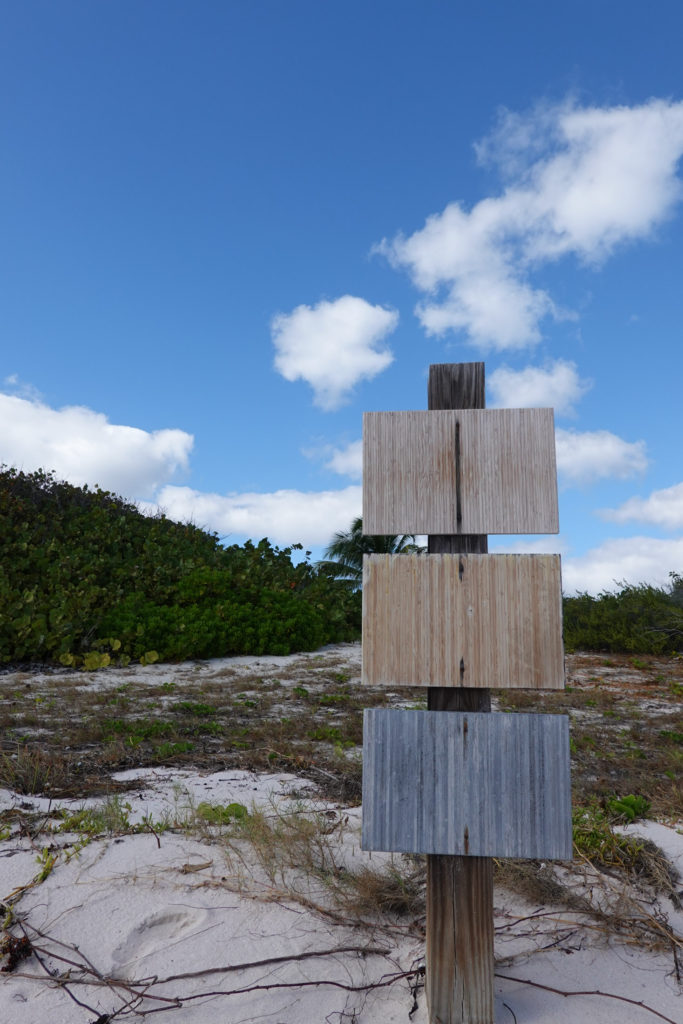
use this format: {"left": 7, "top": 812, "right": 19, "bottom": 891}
{"left": 563, "top": 576, "right": 683, "bottom": 654}
{"left": 0, "top": 466, "right": 361, "bottom": 665}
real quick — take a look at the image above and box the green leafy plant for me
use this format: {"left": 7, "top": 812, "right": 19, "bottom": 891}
{"left": 155, "top": 740, "right": 194, "bottom": 758}
{"left": 563, "top": 576, "right": 683, "bottom": 655}
{"left": 173, "top": 701, "right": 217, "bottom": 716}
{"left": 57, "top": 795, "right": 133, "bottom": 834}
{"left": 573, "top": 804, "right": 644, "bottom": 867}
{"left": 196, "top": 801, "right": 249, "bottom": 825}
{"left": 605, "top": 793, "right": 651, "bottom": 823}
{"left": 0, "top": 467, "right": 361, "bottom": 666}
{"left": 34, "top": 847, "right": 58, "bottom": 882}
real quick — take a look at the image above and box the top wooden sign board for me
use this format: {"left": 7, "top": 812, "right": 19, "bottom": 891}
{"left": 363, "top": 407, "right": 559, "bottom": 535}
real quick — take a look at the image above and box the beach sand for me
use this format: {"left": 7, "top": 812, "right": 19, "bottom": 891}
{"left": 1, "top": 646, "right": 681, "bottom": 1023}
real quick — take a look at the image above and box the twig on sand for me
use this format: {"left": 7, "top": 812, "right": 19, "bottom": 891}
{"left": 495, "top": 971, "right": 680, "bottom": 1024}
{"left": 129, "top": 968, "right": 425, "bottom": 1017}
{"left": 5, "top": 924, "right": 419, "bottom": 1021}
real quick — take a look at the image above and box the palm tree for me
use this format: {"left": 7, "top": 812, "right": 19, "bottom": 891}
{"left": 317, "top": 516, "right": 423, "bottom": 588}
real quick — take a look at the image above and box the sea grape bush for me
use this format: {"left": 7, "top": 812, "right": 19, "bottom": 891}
{"left": 0, "top": 467, "right": 360, "bottom": 665}
{"left": 563, "top": 576, "right": 683, "bottom": 655}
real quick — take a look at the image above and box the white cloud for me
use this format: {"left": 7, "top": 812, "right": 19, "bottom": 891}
{"left": 600, "top": 481, "right": 683, "bottom": 529}
{"left": 561, "top": 536, "right": 683, "bottom": 595}
{"left": 380, "top": 98, "right": 683, "bottom": 348}
{"left": 0, "top": 392, "right": 193, "bottom": 499}
{"left": 272, "top": 295, "right": 398, "bottom": 410}
{"left": 555, "top": 427, "right": 647, "bottom": 485}
{"left": 488, "top": 360, "right": 591, "bottom": 414}
{"left": 323, "top": 439, "right": 363, "bottom": 479}
{"left": 151, "top": 484, "right": 362, "bottom": 547}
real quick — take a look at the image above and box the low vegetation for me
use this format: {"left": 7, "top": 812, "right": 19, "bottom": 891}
{"left": 564, "top": 576, "right": 683, "bottom": 654}
{"left": 0, "top": 466, "right": 360, "bottom": 666}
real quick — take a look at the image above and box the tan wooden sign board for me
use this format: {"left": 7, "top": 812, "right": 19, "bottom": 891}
{"left": 362, "top": 553, "right": 564, "bottom": 690}
{"left": 363, "top": 408, "right": 559, "bottom": 535}
{"left": 362, "top": 709, "right": 572, "bottom": 860}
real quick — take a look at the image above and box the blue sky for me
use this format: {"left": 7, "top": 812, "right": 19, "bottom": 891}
{"left": 2, "top": 1, "right": 683, "bottom": 593}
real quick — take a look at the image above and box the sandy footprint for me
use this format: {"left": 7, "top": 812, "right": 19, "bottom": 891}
{"left": 112, "top": 907, "right": 208, "bottom": 970}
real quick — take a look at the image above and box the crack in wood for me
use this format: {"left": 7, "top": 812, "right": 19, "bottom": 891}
{"left": 454, "top": 419, "right": 462, "bottom": 530}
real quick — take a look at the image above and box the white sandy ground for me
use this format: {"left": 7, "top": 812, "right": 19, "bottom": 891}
{"left": 0, "top": 648, "right": 681, "bottom": 1023}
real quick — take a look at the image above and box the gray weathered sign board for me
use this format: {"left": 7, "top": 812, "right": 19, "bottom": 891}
{"left": 362, "top": 709, "right": 572, "bottom": 860}
{"left": 363, "top": 408, "right": 559, "bottom": 535}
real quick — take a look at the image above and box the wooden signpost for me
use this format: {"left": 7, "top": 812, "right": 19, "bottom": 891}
{"left": 361, "top": 362, "right": 571, "bottom": 1024}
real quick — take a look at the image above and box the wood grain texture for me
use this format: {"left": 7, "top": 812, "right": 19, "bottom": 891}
{"left": 362, "top": 408, "right": 559, "bottom": 535}
{"left": 362, "top": 553, "right": 564, "bottom": 690}
{"left": 426, "top": 361, "right": 493, "bottom": 1024}
{"left": 428, "top": 362, "right": 485, "bottom": 411}
{"left": 426, "top": 855, "right": 493, "bottom": 1024}
{"left": 362, "top": 709, "right": 573, "bottom": 860}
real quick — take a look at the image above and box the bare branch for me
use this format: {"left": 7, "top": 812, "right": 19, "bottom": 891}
{"left": 496, "top": 972, "right": 680, "bottom": 1024}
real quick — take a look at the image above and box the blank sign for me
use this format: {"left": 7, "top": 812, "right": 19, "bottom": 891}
{"left": 362, "top": 709, "right": 572, "bottom": 860}
{"left": 363, "top": 408, "right": 559, "bottom": 535}
{"left": 362, "top": 553, "right": 564, "bottom": 690}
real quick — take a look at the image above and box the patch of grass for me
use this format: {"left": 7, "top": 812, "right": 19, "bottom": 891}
{"left": 196, "top": 801, "right": 249, "bottom": 825}
{"left": 173, "top": 701, "right": 217, "bottom": 716}
{"left": 660, "top": 729, "right": 683, "bottom": 745}
{"left": 307, "top": 725, "right": 354, "bottom": 748}
{"left": 0, "top": 651, "right": 678, "bottom": 821}
{"left": 224, "top": 803, "right": 424, "bottom": 923}
{"left": 0, "top": 746, "right": 70, "bottom": 795}
{"left": 156, "top": 740, "right": 195, "bottom": 759}
{"left": 572, "top": 803, "right": 676, "bottom": 899}
{"left": 183, "top": 720, "right": 223, "bottom": 736}
{"left": 58, "top": 795, "right": 133, "bottom": 834}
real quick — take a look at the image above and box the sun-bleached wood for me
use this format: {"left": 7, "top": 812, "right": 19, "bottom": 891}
{"left": 362, "top": 408, "right": 559, "bottom": 535}
{"left": 362, "top": 709, "right": 573, "bottom": 860}
{"left": 425, "top": 362, "right": 494, "bottom": 1024}
{"left": 426, "top": 855, "right": 492, "bottom": 1024}
{"left": 362, "top": 552, "right": 564, "bottom": 690}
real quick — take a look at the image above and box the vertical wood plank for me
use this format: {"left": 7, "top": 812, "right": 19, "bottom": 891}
{"left": 362, "top": 553, "right": 565, "bottom": 690}
{"left": 427, "top": 856, "right": 494, "bottom": 1023}
{"left": 426, "top": 362, "right": 494, "bottom": 1024}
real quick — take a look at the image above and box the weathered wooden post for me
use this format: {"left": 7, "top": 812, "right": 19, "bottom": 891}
{"left": 426, "top": 362, "right": 492, "bottom": 1024}
{"left": 361, "top": 361, "right": 571, "bottom": 1024}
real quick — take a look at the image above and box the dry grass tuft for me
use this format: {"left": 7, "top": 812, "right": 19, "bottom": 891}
{"left": 0, "top": 746, "right": 71, "bottom": 796}
{"left": 218, "top": 803, "right": 425, "bottom": 928}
